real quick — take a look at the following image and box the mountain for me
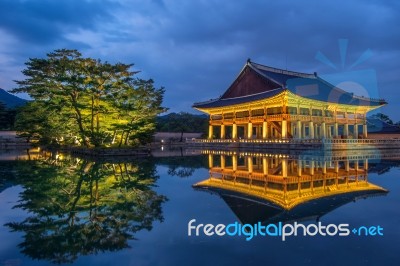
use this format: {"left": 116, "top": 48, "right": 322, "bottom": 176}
{"left": 0, "top": 88, "right": 28, "bottom": 108}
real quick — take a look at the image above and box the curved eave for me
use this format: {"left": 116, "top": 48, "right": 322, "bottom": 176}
{"left": 193, "top": 88, "right": 284, "bottom": 112}
{"left": 286, "top": 76, "right": 386, "bottom": 108}
{"left": 193, "top": 178, "right": 388, "bottom": 210}
{"left": 287, "top": 91, "right": 386, "bottom": 112}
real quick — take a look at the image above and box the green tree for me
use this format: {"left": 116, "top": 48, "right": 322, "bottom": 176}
{"left": 12, "top": 49, "right": 166, "bottom": 147}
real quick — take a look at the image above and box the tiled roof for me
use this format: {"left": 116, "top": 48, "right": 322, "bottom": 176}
{"left": 193, "top": 60, "right": 386, "bottom": 109}
{"left": 193, "top": 88, "right": 284, "bottom": 108}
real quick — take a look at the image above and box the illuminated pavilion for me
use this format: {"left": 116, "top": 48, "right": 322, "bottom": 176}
{"left": 193, "top": 60, "right": 387, "bottom": 140}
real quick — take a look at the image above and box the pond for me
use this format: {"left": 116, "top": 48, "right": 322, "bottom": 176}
{"left": 0, "top": 148, "right": 399, "bottom": 265}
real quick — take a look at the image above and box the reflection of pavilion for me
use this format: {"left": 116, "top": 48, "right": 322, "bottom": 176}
{"left": 194, "top": 153, "right": 388, "bottom": 224}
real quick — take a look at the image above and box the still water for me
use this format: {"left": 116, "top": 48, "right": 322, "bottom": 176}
{"left": 0, "top": 148, "right": 399, "bottom": 266}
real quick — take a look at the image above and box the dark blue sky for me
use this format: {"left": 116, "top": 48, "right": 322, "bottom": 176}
{"left": 0, "top": 0, "right": 399, "bottom": 119}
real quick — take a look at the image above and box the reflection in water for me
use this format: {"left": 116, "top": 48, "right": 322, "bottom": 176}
{"left": 5, "top": 152, "right": 167, "bottom": 264}
{"left": 194, "top": 151, "right": 388, "bottom": 224}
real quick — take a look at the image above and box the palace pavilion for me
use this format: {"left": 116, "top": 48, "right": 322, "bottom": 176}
{"left": 193, "top": 60, "right": 386, "bottom": 140}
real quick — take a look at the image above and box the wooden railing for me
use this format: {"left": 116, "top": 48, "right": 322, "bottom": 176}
{"left": 187, "top": 138, "right": 400, "bottom": 145}
{"left": 210, "top": 113, "right": 363, "bottom": 124}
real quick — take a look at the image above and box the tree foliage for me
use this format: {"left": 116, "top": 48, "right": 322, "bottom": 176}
{"left": 12, "top": 49, "right": 166, "bottom": 147}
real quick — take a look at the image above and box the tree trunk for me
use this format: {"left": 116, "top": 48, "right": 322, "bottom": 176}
{"left": 119, "top": 131, "right": 124, "bottom": 147}
{"left": 124, "top": 131, "right": 130, "bottom": 145}
{"left": 71, "top": 95, "right": 89, "bottom": 147}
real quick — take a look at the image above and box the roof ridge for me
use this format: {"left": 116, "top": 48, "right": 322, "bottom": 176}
{"left": 219, "top": 87, "right": 284, "bottom": 100}
{"left": 249, "top": 61, "right": 316, "bottom": 79}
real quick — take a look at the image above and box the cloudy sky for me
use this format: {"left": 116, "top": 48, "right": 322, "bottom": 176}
{"left": 0, "top": 0, "right": 399, "bottom": 119}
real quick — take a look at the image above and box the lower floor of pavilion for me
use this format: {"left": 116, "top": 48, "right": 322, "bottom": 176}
{"left": 208, "top": 120, "right": 368, "bottom": 140}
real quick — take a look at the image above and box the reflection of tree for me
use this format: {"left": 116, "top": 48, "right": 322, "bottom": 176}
{"left": 6, "top": 155, "right": 167, "bottom": 264}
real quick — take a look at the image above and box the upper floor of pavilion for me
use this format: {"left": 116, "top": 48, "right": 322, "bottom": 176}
{"left": 193, "top": 59, "right": 386, "bottom": 112}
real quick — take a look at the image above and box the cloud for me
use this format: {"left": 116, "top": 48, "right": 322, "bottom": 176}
{"left": 0, "top": 0, "right": 118, "bottom": 44}
{"left": 0, "top": 0, "right": 399, "bottom": 119}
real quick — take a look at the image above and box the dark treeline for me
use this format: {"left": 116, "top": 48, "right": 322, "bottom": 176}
{"left": 156, "top": 112, "right": 208, "bottom": 133}
{"left": 0, "top": 101, "right": 17, "bottom": 130}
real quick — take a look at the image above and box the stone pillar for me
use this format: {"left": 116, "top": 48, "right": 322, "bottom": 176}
{"left": 363, "top": 124, "right": 368, "bottom": 138}
{"left": 262, "top": 121, "right": 268, "bottom": 139}
{"left": 220, "top": 124, "right": 225, "bottom": 139}
{"left": 322, "top": 161, "right": 327, "bottom": 174}
{"left": 208, "top": 154, "right": 213, "bottom": 168}
{"left": 282, "top": 159, "right": 288, "bottom": 177}
{"left": 220, "top": 155, "right": 225, "bottom": 168}
{"left": 232, "top": 123, "right": 237, "bottom": 139}
{"left": 354, "top": 124, "right": 359, "bottom": 139}
{"left": 334, "top": 161, "right": 339, "bottom": 173}
{"left": 247, "top": 122, "right": 253, "bottom": 139}
{"left": 297, "top": 160, "right": 302, "bottom": 176}
{"left": 232, "top": 155, "right": 238, "bottom": 171}
{"left": 309, "top": 121, "right": 314, "bottom": 139}
{"left": 344, "top": 123, "right": 349, "bottom": 137}
{"left": 208, "top": 125, "right": 213, "bottom": 139}
{"left": 314, "top": 124, "right": 318, "bottom": 139}
{"left": 334, "top": 122, "right": 339, "bottom": 138}
{"left": 282, "top": 120, "right": 287, "bottom": 138}
{"left": 297, "top": 120, "right": 302, "bottom": 139}
{"left": 364, "top": 159, "right": 368, "bottom": 171}
{"left": 345, "top": 160, "right": 350, "bottom": 172}
{"left": 263, "top": 157, "right": 268, "bottom": 175}
{"left": 321, "top": 122, "right": 326, "bottom": 139}
{"left": 302, "top": 123, "right": 306, "bottom": 138}
{"left": 310, "top": 161, "right": 315, "bottom": 175}
{"left": 247, "top": 157, "right": 253, "bottom": 173}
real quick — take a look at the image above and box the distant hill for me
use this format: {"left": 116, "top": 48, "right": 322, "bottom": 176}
{"left": 0, "top": 88, "right": 28, "bottom": 108}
